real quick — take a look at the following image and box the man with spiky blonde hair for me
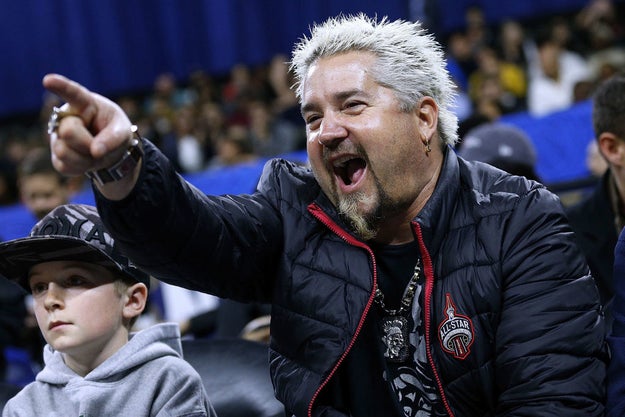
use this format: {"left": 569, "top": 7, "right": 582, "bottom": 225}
{"left": 42, "top": 14, "right": 605, "bottom": 417}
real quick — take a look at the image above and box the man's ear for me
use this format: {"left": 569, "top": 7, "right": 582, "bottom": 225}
{"left": 415, "top": 96, "right": 439, "bottom": 147}
{"left": 598, "top": 132, "right": 625, "bottom": 167}
{"left": 122, "top": 283, "right": 148, "bottom": 320}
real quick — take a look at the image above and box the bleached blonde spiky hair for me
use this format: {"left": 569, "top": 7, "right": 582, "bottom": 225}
{"left": 290, "top": 14, "right": 459, "bottom": 146}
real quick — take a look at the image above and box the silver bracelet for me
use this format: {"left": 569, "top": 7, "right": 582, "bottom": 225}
{"left": 85, "top": 125, "right": 143, "bottom": 186}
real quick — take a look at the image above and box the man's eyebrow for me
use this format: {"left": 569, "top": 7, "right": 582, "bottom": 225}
{"left": 300, "top": 102, "right": 317, "bottom": 115}
{"left": 301, "top": 89, "right": 367, "bottom": 114}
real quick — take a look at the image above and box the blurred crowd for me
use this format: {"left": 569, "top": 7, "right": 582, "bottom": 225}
{"left": 0, "top": 1, "right": 623, "bottom": 206}
{"left": 0, "top": 52, "right": 306, "bottom": 208}
{"left": 0, "top": 0, "right": 624, "bottom": 395}
{"left": 447, "top": 0, "right": 625, "bottom": 139}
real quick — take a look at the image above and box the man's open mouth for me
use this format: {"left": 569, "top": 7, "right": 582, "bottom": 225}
{"left": 334, "top": 157, "right": 366, "bottom": 186}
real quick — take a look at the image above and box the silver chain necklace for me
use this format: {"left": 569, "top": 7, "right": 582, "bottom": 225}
{"left": 374, "top": 258, "right": 422, "bottom": 363}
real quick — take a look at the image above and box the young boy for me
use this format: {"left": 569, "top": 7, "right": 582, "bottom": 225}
{"left": 0, "top": 203, "right": 215, "bottom": 416}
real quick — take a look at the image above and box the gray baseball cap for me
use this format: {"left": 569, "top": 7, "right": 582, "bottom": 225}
{"left": 458, "top": 122, "right": 537, "bottom": 167}
{"left": 0, "top": 204, "right": 149, "bottom": 291}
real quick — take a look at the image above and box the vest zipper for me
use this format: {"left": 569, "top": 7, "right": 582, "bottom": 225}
{"left": 412, "top": 221, "right": 455, "bottom": 416}
{"left": 307, "top": 203, "right": 377, "bottom": 417}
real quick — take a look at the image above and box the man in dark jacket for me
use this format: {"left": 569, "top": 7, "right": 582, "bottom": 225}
{"left": 574, "top": 73, "right": 625, "bottom": 417}
{"left": 41, "top": 15, "right": 606, "bottom": 417}
{"left": 566, "top": 73, "right": 625, "bottom": 330}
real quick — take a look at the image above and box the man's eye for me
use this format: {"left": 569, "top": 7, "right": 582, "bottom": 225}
{"left": 305, "top": 114, "right": 321, "bottom": 125}
{"left": 345, "top": 101, "right": 365, "bottom": 110}
{"left": 305, "top": 115, "right": 322, "bottom": 130}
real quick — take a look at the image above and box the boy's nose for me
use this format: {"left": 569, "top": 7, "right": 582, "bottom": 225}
{"left": 43, "top": 283, "right": 64, "bottom": 311}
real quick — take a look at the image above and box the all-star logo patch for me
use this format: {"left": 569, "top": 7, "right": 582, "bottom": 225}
{"left": 437, "top": 293, "right": 474, "bottom": 360}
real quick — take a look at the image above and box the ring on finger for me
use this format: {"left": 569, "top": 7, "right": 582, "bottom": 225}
{"left": 47, "top": 105, "right": 80, "bottom": 136}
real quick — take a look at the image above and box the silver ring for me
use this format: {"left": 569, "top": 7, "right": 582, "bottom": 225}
{"left": 47, "top": 105, "right": 80, "bottom": 136}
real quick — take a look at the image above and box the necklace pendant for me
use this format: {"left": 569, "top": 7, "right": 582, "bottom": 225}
{"left": 381, "top": 315, "right": 410, "bottom": 362}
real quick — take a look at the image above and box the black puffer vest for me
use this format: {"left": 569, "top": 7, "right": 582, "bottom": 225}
{"left": 99, "top": 141, "right": 607, "bottom": 417}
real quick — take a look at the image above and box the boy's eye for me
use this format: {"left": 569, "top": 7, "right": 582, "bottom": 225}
{"left": 66, "top": 276, "right": 86, "bottom": 287}
{"left": 30, "top": 282, "right": 47, "bottom": 295}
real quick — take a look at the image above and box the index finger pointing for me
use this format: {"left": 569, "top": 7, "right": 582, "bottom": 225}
{"left": 42, "top": 74, "right": 97, "bottom": 127}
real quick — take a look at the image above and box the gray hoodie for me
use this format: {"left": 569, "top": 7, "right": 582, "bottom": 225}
{"left": 2, "top": 322, "right": 215, "bottom": 416}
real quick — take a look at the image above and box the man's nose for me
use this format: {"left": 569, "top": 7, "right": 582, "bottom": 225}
{"left": 316, "top": 113, "right": 348, "bottom": 148}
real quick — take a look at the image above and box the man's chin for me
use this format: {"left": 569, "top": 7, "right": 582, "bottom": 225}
{"left": 338, "top": 198, "right": 378, "bottom": 241}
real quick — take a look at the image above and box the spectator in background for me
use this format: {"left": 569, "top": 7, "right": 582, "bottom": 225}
{"left": 2, "top": 129, "right": 38, "bottom": 174}
{"left": 145, "top": 95, "right": 175, "bottom": 147}
{"left": 567, "top": 73, "right": 625, "bottom": 329}
{"left": 576, "top": 0, "right": 625, "bottom": 85}
{"left": 188, "top": 69, "right": 220, "bottom": 105}
{"left": 248, "top": 99, "right": 303, "bottom": 157}
{"left": 463, "top": 5, "right": 493, "bottom": 57}
{"left": 549, "top": 15, "right": 587, "bottom": 55}
{"left": 527, "top": 23, "right": 592, "bottom": 116}
{"left": 160, "top": 106, "right": 206, "bottom": 174}
{"left": 195, "top": 101, "right": 226, "bottom": 162}
{"left": 495, "top": 19, "right": 530, "bottom": 69}
{"left": 17, "top": 148, "right": 73, "bottom": 221}
{"left": 444, "top": 33, "right": 476, "bottom": 125}
{"left": 575, "top": 0, "right": 625, "bottom": 54}
{"left": 142, "top": 73, "right": 198, "bottom": 157}
{"left": 207, "top": 125, "right": 257, "bottom": 169}
{"left": 444, "top": 31, "right": 476, "bottom": 93}
{"left": 467, "top": 45, "right": 527, "bottom": 114}
{"left": 143, "top": 72, "right": 196, "bottom": 115}
{"left": 267, "top": 53, "right": 304, "bottom": 128}
{"left": 221, "top": 63, "right": 253, "bottom": 126}
{"left": 456, "top": 122, "right": 541, "bottom": 181}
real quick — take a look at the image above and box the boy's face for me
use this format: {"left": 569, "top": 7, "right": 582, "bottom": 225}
{"left": 19, "top": 174, "right": 69, "bottom": 220}
{"left": 28, "top": 260, "right": 130, "bottom": 369}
